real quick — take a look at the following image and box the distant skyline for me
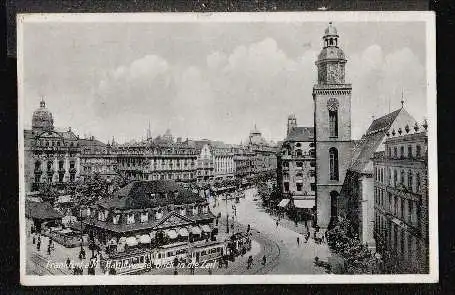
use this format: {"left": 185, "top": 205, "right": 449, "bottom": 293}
{"left": 20, "top": 16, "right": 428, "bottom": 144}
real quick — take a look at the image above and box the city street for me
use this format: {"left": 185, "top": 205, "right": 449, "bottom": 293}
{"left": 209, "top": 187, "right": 331, "bottom": 274}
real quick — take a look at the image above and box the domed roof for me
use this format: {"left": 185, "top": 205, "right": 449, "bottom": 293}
{"left": 32, "top": 99, "right": 54, "bottom": 131}
{"left": 324, "top": 22, "right": 338, "bottom": 36}
{"left": 318, "top": 46, "right": 346, "bottom": 61}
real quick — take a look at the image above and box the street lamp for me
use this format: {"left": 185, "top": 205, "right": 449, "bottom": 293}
{"left": 231, "top": 205, "right": 237, "bottom": 233}
{"left": 225, "top": 193, "right": 229, "bottom": 234}
{"left": 79, "top": 206, "right": 84, "bottom": 258}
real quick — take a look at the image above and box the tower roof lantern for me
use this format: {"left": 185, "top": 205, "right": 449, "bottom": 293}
{"left": 324, "top": 22, "right": 338, "bottom": 37}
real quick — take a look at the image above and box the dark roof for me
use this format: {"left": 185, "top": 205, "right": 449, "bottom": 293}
{"left": 25, "top": 201, "right": 63, "bottom": 220}
{"left": 97, "top": 180, "right": 206, "bottom": 210}
{"left": 79, "top": 138, "right": 106, "bottom": 147}
{"left": 350, "top": 109, "right": 402, "bottom": 173}
{"left": 349, "top": 132, "right": 385, "bottom": 173}
{"left": 365, "top": 109, "right": 401, "bottom": 135}
{"left": 284, "top": 127, "right": 314, "bottom": 142}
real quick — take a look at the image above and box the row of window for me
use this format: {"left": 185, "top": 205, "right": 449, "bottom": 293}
{"left": 283, "top": 182, "right": 316, "bottom": 192}
{"left": 34, "top": 160, "right": 76, "bottom": 171}
{"left": 34, "top": 140, "right": 78, "bottom": 148}
{"left": 387, "top": 144, "right": 423, "bottom": 159}
{"left": 34, "top": 172, "right": 76, "bottom": 183}
{"left": 117, "top": 148, "right": 198, "bottom": 156}
{"left": 375, "top": 213, "right": 420, "bottom": 265}
{"left": 374, "top": 188, "right": 419, "bottom": 227}
{"left": 98, "top": 206, "right": 209, "bottom": 224}
{"left": 378, "top": 167, "right": 422, "bottom": 193}
{"left": 282, "top": 170, "right": 315, "bottom": 180}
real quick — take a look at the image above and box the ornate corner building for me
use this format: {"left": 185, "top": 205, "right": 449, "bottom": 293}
{"left": 24, "top": 100, "right": 82, "bottom": 192}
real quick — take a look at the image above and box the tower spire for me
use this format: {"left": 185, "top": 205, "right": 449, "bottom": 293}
{"left": 401, "top": 89, "right": 405, "bottom": 108}
{"left": 40, "top": 96, "right": 46, "bottom": 108}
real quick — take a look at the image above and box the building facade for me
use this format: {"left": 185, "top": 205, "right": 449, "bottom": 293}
{"left": 276, "top": 115, "right": 316, "bottom": 221}
{"left": 339, "top": 107, "right": 417, "bottom": 249}
{"left": 373, "top": 121, "right": 429, "bottom": 273}
{"left": 245, "top": 125, "right": 278, "bottom": 178}
{"left": 116, "top": 134, "right": 198, "bottom": 183}
{"left": 313, "top": 22, "right": 353, "bottom": 229}
{"left": 84, "top": 180, "right": 221, "bottom": 273}
{"left": 24, "top": 100, "right": 81, "bottom": 192}
{"left": 79, "top": 136, "right": 118, "bottom": 181}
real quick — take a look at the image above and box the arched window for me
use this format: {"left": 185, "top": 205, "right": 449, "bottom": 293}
{"left": 408, "top": 170, "right": 413, "bottom": 190}
{"left": 329, "top": 110, "right": 338, "bottom": 137}
{"left": 329, "top": 147, "right": 339, "bottom": 181}
{"left": 34, "top": 161, "right": 41, "bottom": 171}
{"left": 296, "top": 149, "right": 302, "bottom": 156}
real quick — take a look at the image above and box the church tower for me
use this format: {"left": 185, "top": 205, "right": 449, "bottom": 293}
{"left": 313, "top": 22, "right": 352, "bottom": 229}
{"left": 287, "top": 114, "right": 297, "bottom": 135}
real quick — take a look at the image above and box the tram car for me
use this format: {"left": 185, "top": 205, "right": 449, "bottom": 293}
{"left": 152, "top": 241, "right": 189, "bottom": 266}
{"left": 101, "top": 248, "right": 154, "bottom": 275}
{"left": 188, "top": 241, "right": 226, "bottom": 264}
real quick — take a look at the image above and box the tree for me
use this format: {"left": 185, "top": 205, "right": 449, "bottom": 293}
{"left": 38, "top": 183, "right": 59, "bottom": 205}
{"left": 326, "top": 218, "right": 377, "bottom": 274}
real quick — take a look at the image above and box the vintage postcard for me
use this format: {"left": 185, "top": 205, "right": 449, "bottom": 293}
{"left": 18, "top": 12, "right": 437, "bottom": 285}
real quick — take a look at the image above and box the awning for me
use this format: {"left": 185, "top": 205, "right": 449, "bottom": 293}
{"left": 118, "top": 237, "right": 127, "bottom": 243}
{"left": 278, "top": 199, "right": 290, "bottom": 208}
{"left": 190, "top": 226, "right": 202, "bottom": 235}
{"left": 166, "top": 229, "right": 178, "bottom": 239}
{"left": 201, "top": 224, "right": 212, "bottom": 233}
{"left": 59, "top": 228, "right": 72, "bottom": 234}
{"left": 178, "top": 228, "right": 189, "bottom": 237}
{"left": 126, "top": 236, "right": 138, "bottom": 247}
{"left": 294, "top": 199, "right": 315, "bottom": 209}
{"left": 139, "top": 234, "right": 151, "bottom": 244}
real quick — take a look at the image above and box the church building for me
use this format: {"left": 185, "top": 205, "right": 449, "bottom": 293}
{"left": 313, "top": 22, "right": 354, "bottom": 229}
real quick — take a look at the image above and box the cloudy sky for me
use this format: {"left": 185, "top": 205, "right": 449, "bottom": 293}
{"left": 21, "top": 17, "right": 428, "bottom": 144}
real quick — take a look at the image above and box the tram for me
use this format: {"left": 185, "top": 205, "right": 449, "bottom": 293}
{"left": 188, "top": 241, "right": 226, "bottom": 264}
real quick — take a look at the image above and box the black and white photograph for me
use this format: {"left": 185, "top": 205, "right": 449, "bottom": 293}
{"left": 17, "top": 12, "right": 437, "bottom": 285}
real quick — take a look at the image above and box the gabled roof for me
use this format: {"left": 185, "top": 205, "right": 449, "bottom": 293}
{"left": 365, "top": 109, "right": 401, "bottom": 135}
{"left": 349, "top": 132, "right": 385, "bottom": 173}
{"left": 284, "top": 127, "right": 314, "bottom": 142}
{"left": 25, "top": 201, "right": 63, "bottom": 220}
{"left": 98, "top": 180, "right": 206, "bottom": 210}
{"left": 349, "top": 109, "right": 402, "bottom": 173}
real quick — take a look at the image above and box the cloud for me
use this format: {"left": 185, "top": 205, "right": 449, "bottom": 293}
{"left": 347, "top": 45, "right": 426, "bottom": 138}
{"left": 88, "top": 39, "right": 426, "bottom": 144}
{"left": 93, "top": 54, "right": 173, "bottom": 120}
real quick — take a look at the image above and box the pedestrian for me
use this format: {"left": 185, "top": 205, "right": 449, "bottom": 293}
{"left": 208, "top": 268, "right": 212, "bottom": 275}
{"left": 305, "top": 231, "right": 310, "bottom": 243}
{"left": 247, "top": 255, "right": 253, "bottom": 269}
{"left": 297, "top": 236, "right": 300, "bottom": 246}
{"left": 37, "top": 241, "right": 41, "bottom": 251}
{"left": 66, "top": 257, "right": 71, "bottom": 268}
{"left": 47, "top": 244, "right": 51, "bottom": 255}
{"left": 276, "top": 220, "right": 279, "bottom": 227}
{"left": 32, "top": 235, "right": 36, "bottom": 245}
{"left": 262, "top": 255, "right": 266, "bottom": 265}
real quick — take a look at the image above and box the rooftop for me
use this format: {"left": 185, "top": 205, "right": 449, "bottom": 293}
{"left": 25, "top": 201, "right": 63, "bottom": 220}
{"left": 97, "top": 180, "right": 206, "bottom": 210}
{"left": 284, "top": 127, "right": 314, "bottom": 142}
